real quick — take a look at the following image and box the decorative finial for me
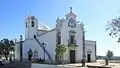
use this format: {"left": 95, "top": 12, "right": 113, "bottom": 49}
{"left": 29, "top": 12, "right": 32, "bottom": 16}
{"left": 70, "top": 7, "right": 72, "bottom": 13}
{"left": 57, "top": 16, "right": 59, "bottom": 20}
{"left": 15, "top": 38, "right": 17, "bottom": 43}
{"left": 56, "top": 16, "right": 59, "bottom": 22}
{"left": 28, "top": 12, "right": 32, "bottom": 18}
{"left": 20, "top": 35, "right": 23, "bottom": 42}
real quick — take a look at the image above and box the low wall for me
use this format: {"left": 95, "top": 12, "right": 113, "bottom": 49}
{"left": 110, "top": 60, "right": 120, "bottom": 63}
{"left": 31, "top": 63, "right": 75, "bottom": 68}
{"left": 31, "top": 63, "right": 57, "bottom": 68}
{"left": 97, "top": 60, "right": 120, "bottom": 63}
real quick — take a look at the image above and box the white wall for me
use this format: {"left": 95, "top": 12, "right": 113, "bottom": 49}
{"left": 37, "top": 29, "right": 56, "bottom": 62}
{"left": 60, "top": 17, "right": 83, "bottom": 63}
{"left": 22, "top": 28, "right": 56, "bottom": 62}
{"left": 85, "top": 40, "right": 96, "bottom": 62}
{"left": 21, "top": 10, "right": 97, "bottom": 63}
{"left": 25, "top": 26, "right": 38, "bottom": 39}
{"left": 22, "top": 39, "right": 43, "bottom": 60}
{"left": 15, "top": 43, "right": 20, "bottom": 60}
{"left": 25, "top": 17, "right": 38, "bottom": 39}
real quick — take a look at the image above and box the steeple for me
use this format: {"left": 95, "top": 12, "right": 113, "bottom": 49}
{"left": 25, "top": 12, "right": 38, "bottom": 39}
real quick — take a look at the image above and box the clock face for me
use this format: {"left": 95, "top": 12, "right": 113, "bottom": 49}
{"left": 68, "top": 18, "right": 76, "bottom": 28}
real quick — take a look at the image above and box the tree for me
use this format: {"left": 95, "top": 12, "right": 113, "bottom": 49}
{"left": 106, "top": 16, "right": 120, "bottom": 42}
{"left": 55, "top": 44, "right": 67, "bottom": 65}
{"left": 106, "top": 50, "right": 114, "bottom": 62}
{"left": 0, "top": 39, "right": 15, "bottom": 60}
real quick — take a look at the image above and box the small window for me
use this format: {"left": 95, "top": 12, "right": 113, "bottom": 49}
{"left": 31, "top": 21, "right": 34, "bottom": 27}
{"left": 26, "top": 22, "right": 27, "bottom": 27}
{"left": 70, "top": 36, "right": 74, "bottom": 44}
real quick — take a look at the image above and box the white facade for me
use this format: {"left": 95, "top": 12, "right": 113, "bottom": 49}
{"left": 25, "top": 16, "right": 38, "bottom": 39}
{"left": 15, "top": 7, "right": 97, "bottom": 63}
{"left": 85, "top": 40, "right": 96, "bottom": 62}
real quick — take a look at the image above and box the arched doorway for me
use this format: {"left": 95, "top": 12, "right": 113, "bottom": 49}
{"left": 34, "top": 50, "right": 38, "bottom": 60}
{"left": 28, "top": 49, "right": 33, "bottom": 61}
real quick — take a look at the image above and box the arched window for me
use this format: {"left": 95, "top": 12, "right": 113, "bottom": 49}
{"left": 68, "top": 30, "right": 76, "bottom": 44}
{"left": 58, "top": 35, "right": 61, "bottom": 45}
{"left": 57, "top": 32, "right": 61, "bottom": 45}
{"left": 31, "top": 21, "right": 34, "bottom": 27}
{"left": 34, "top": 50, "right": 38, "bottom": 59}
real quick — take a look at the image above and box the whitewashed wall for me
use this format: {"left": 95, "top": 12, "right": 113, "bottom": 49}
{"left": 18, "top": 9, "right": 97, "bottom": 63}
{"left": 25, "top": 17, "right": 38, "bottom": 39}
{"left": 60, "top": 17, "right": 83, "bottom": 63}
{"left": 37, "top": 29, "right": 56, "bottom": 62}
{"left": 85, "top": 40, "right": 96, "bottom": 62}
{"left": 22, "top": 39, "right": 43, "bottom": 60}
{"left": 15, "top": 43, "right": 20, "bottom": 60}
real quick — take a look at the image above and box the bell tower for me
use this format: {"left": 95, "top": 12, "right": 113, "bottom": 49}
{"left": 25, "top": 15, "right": 38, "bottom": 39}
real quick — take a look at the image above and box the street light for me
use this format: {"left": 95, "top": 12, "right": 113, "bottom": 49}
{"left": 81, "top": 23, "right": 86, "bottom": 67}
{"left": 20, "top": 35, "right": 23, "bottom": 62}
{"left": 42, "top": 43, "right": 46, "bottom": 61}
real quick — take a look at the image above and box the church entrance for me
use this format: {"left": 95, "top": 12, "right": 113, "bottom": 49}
{"left": 28, "top": 49, "right": 33, "bottom": 61}
{"left": 87, "top": 54, "right": 91, "bottom": 62}
{"left": 69, "top": 50, "right": 75, "bottom": 63}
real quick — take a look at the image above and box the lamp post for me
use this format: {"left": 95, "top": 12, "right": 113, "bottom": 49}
{"left": 81, "top": 23, "right": 86, "bottom": 66}
{"left": 20, "top": 35, "right": 23, "bottom": 62}
{"left": 42, "top": 43, "right": 46, "bottom": 61}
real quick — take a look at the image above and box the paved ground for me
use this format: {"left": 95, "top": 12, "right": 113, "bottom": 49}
{"left": 0, "top": 61, "right": 31, "bottom": 68}
{"left": 31, "top": 60, "right": 120, "bottom": 68}
{"left": 0, "top": 60, "right": 120, "bottom": 68}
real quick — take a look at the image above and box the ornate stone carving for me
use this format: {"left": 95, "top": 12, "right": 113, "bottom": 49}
{"left": 69, "top": 29, "right": 76, "bottom": 36}
{"left": 68, "top": 18, "right": 76, "bottom": 28}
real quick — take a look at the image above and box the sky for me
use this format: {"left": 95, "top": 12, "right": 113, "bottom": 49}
{"left": 0, "top": 0, "right": 120, "bottom": 56}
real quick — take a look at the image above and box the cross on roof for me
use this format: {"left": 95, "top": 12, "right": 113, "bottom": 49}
{"left": 70, "top": 7, "right": 72, "bottom": 13}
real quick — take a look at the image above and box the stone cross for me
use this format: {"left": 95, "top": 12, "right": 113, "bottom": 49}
{"left": 70, "top": 7, "right": 72, "bottom": 13}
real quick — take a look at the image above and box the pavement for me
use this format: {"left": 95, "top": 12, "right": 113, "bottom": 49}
{"left": 0, "top": 59, "right": 119, "bottom": 68}
{"left": 0, "top": 61, "right": 31, "bottom": 68}
{"left": 31, "top": 60, "right": 120, "bottom": 68}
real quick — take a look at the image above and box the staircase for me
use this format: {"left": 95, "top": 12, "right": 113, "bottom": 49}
{"left": 34, "top": 35, "right": 54, "bottom": 63}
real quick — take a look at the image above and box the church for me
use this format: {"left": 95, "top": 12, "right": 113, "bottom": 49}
{"left": 15, "top": 7, "right": 97, "bottom": 63}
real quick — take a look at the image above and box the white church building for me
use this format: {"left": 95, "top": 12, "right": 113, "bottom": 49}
{"left": 15, "top": 7, "right": 97, "bottom": 63}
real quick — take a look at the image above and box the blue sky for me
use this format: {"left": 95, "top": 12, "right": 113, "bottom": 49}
{"left": 0, "top": 0, "right": 120, "bottom": 56}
